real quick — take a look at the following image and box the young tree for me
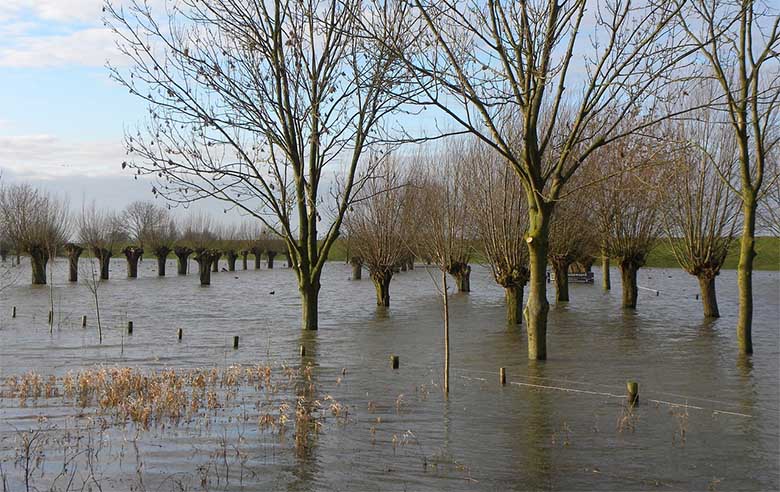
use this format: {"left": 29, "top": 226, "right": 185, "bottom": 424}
{"left": 0, "top": 184, "right": 69, "bottom": 285}
{"left": 381, "top": 0, "right": 694, "bottom": 359}
{"left": 663, "top": 115, "right": 740, "bottom": 318}
{"left": 343, "top": 157, "right": 412, "bottom": 307}
{"left": 106, "top": 0, "right": 411, "bottom": 330}
{"left": 464, "top": 142, "right": 529, "bottom": 324}
{"left": 676, "top": 0, "right": 780, "bottom": 352}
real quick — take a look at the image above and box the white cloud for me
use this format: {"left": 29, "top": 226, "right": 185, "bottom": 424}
{"left": 0, "top": 134, "right": 127, "bottom": 179}
{"left": 0, "top": 0, "right": 104, "bottom": 23}
{"left": 0, "top": 27, "right": 118, "bottom": 68}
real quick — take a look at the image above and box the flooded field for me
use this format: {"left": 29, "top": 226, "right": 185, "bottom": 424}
{"left": 0, "top": 257, "right": 778, "bottom": 491}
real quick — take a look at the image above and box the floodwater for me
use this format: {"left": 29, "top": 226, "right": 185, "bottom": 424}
{"left": 0, "top": 256, "right": 778, "bottom": 491}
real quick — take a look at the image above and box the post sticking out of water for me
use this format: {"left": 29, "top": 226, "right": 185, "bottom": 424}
{"left": 500, "top": 367, "right": 506, "bottom": 385}
{"left": 177, "top": 328, "right": 183, "bottom": 341}
{"left": 233, "top": 336, "right": 239, "bottom": 349}
{"left": 11, "top": 306, "right": 15, "bottom": 318}
{"left": 626, "top": 381, "right": 639, "bottom": 406}
{"left": 48, "top": 310, "right": 53, "bottom": 324}
{"left": 390, "top": 355, "right": 399, "bottom": 369}
{"left": 300, "top": 345, "right": 306, "bottom": 357}
{"left": 81, "top": 315, "right": 87, "bottom": 327}
{"left": 127, "top": 321, "right": 133, "bottom": 335}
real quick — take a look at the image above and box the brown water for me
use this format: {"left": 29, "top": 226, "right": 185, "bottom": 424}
{"left": 0, "top": 257, "right": 778, "bottom": 491}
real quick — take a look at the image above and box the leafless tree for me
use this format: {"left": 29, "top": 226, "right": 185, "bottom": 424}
{"left": 602, "top": 149, "right": 668, "bottom": 309}
{"left": 343, "top": 157, "right": 413, "bottom": 307}
{"left": 411, "top": 145, "right": 474, "bottom": 395}
{"left": 123, "top": 201, "right": 178, "bottom": 276}
{"left": 376, "top": 0, "right": 697, "bottom": 359}
{"left": 547, "top": 180, "right": 598, "bottom": 303}
{"left": 676, "top": 0, "right": 780, "bottom": 353}
{"left": 0, "top": 184, "right": 69, "bottom": 285}
{"left": 106, "top": 0, "right": 412, "bottom": 330}
{"left": 464, "top": 141, "right": 529, "bottom": 324}
{"left": 78, "top": 203, "right": 125, "bottom": 280}
{"left": 662, "top": 113, "right": 740, "bottom": 318}
{"left": 80, "top": 252, "right": 104, "bottom": 344}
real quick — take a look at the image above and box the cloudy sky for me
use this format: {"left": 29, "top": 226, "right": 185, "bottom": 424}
{"left": 0, "top": 0, "right": 222, "bottom": 216}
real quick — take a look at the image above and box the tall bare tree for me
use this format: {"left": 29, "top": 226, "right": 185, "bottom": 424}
{"left": 106, "top": 0, "right": 411, "bottom": 330}
{"left": 663, "top": 114, "right": 740, "bottom": 318}
{"left": 464, "top": 141, "right": 529, "bottom": 324}
{"left": 344, "top": 157, "right": 413, "bottom": 307}
{"left": 379, "top": 0, "right": 696, "bottom": 359}
{"left": 0, "top": 184, "right": 69, "bottom": 285}
{"left": 676, "top": 0, "right": 779, "bottom": 353}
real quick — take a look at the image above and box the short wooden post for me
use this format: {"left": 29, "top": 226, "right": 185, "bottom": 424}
{"left": 177, "top": 328, "right": 183, "bottom": 341}
{"left": 48, "top": 310, "right": 53, "bottom": 324}
{"left": 11, "top": 306, "right": 16, "bottom": 318}
{"left": 695, "top": 293, "right": 699, "bottom": 300}
{"left": 626, "top": 381, "right": 639, "bottom": 406}
{"left": 81, "top": 315, "right": 87, "bottom": 327}
{"left": 127, "top": 321, "right": 133, "bottom": 335}
{"left": 299, "top": 345, "right": 306, "bottom": 357}
{"left": 233, "top": 335, "right": 239, "bottom": 349}
{"left": 499, "top": 367, "right": 506, "bottom": 385}
{"left": 390, "top": 355, "right": 399, "bottom": 369}
{"left": 656, "top": 290, "right": 659, "bottom": 296}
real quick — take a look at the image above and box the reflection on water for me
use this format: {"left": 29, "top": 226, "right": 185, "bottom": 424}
{"left": 0, "top": 256, "right": 778, "bottom": 490}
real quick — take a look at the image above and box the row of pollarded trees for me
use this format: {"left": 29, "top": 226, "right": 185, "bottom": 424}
{"left": 0, "top": 188, "right": 289, "bottom": 286}
{"left": 344, "top": 113, "right": 761, "bottom": 330}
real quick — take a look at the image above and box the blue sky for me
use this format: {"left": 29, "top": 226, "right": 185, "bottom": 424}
{"left": 0, "top": 0, "right": 174, "bottom": 215}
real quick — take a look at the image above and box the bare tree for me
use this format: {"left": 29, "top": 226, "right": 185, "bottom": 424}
{"left": 464, "top": 141, "right": 529, "bottom": 324}
{"left": 0, "top": 184, "right": 69, "bottom": 285}
{"left": 123, "top": 201, "right": 177, "bottom": 276}
{"left": 78, "top": 204, "right": 125, "bottom": 280}
{"left": 343, "top": 157, "right": 412, "bottom": 307}
{"left": 601, "top": 151, "right": 667, "bottom": 309}
{"left": 662, "top": 114, "right": 740, "bottom": 318}
{"left": 378, "top": 0, "right": 696, "bottom": 359}
{"left": 81, "top": 252, "right": 104, "bottom": 344}
{"left": 676, "top": 0, "right": 780, "bottom": 353}
{"left": 179, "top": 212, "right": 219, "bottom": 285}
{"left": 547, "top": 181, "right": 598, "bottom": 303}
{"left": 412, "top": 147, "right": 473, "bottom": 395}
{"left": 106, "top": 0, "right": 411, "bottom": 330}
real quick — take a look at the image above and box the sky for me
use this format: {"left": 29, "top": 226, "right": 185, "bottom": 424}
{"left": 0, "top": 0, "right": 198, "bottom": 216}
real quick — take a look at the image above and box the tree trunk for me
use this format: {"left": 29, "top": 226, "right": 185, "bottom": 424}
{"left": 211, "top": 254, "right": 220, "bottom": 272}
{"left": 505, "top": 285, "right": 524, "bottom": 325}
{"left": 524, "top": 205, "right": 551, "bottom": 360}
{"left": 737, "top": 197, "right": 756, "bottom": 354}
{"left": 226, "top": 251, "right": 238, "bottom": 271}
{"left": 552, "top": 260, "right": 570, "bottom": 302}
{"left": 350, "top": 258, "right": 363, "bottom": 280}
{"left": 698, "top": 274, "right": 720, "bottom": 318}
{"left": 407, "top": 258, "right": 415, "bottom": 270}
{"left": 157, "top": 255, "right": 167, "bottom": 276}
{"left": 371, "top": 270, "right": 393, "bottom": 307}
{"left": 400, "top": 261, "right": 407, "bottom": 272}
{"left": 455, "top": 265, "right": 471, "bottom": 292}
{"left": 442, "top": 270, "right": 450, "bottom": 395}
{"left": 94, "top": 249, "right": 112, "bottom": 280}
{"left": 155, "top": 246, "right": 171, "bottom": 276}
{"left": 30, "top": 248, "right": 48, "bottom": 285}
{"left": 0, "top": 249, "right": 7, "bottom": 262}
{"left": 267, "top": 251, "right": 277, "bottom": 269}
{"left": 601, "top": 247, "right": 611, "bottom": 290}
{"left": 65, "top": 244, "right": 83, "bottom": 283}
{"left": 241, "top": 251, "right": 249, "bottom": 270}
{"left": 195, "top": 254, "right": 212, "bottom": 286}
{"left": 300, "top": 280, "right": 320, "bottom": 331}
{"left": 252, "top": 248, "right": 263, "bottom": 269}
{"left": 620, "top": 260, "right": 639, "bottom": 309}
{"left": 123, "top": 247, "right": 143, "bottom": 278}
{"left": 176, "top": 253, "right": 190, "bottom": 274}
